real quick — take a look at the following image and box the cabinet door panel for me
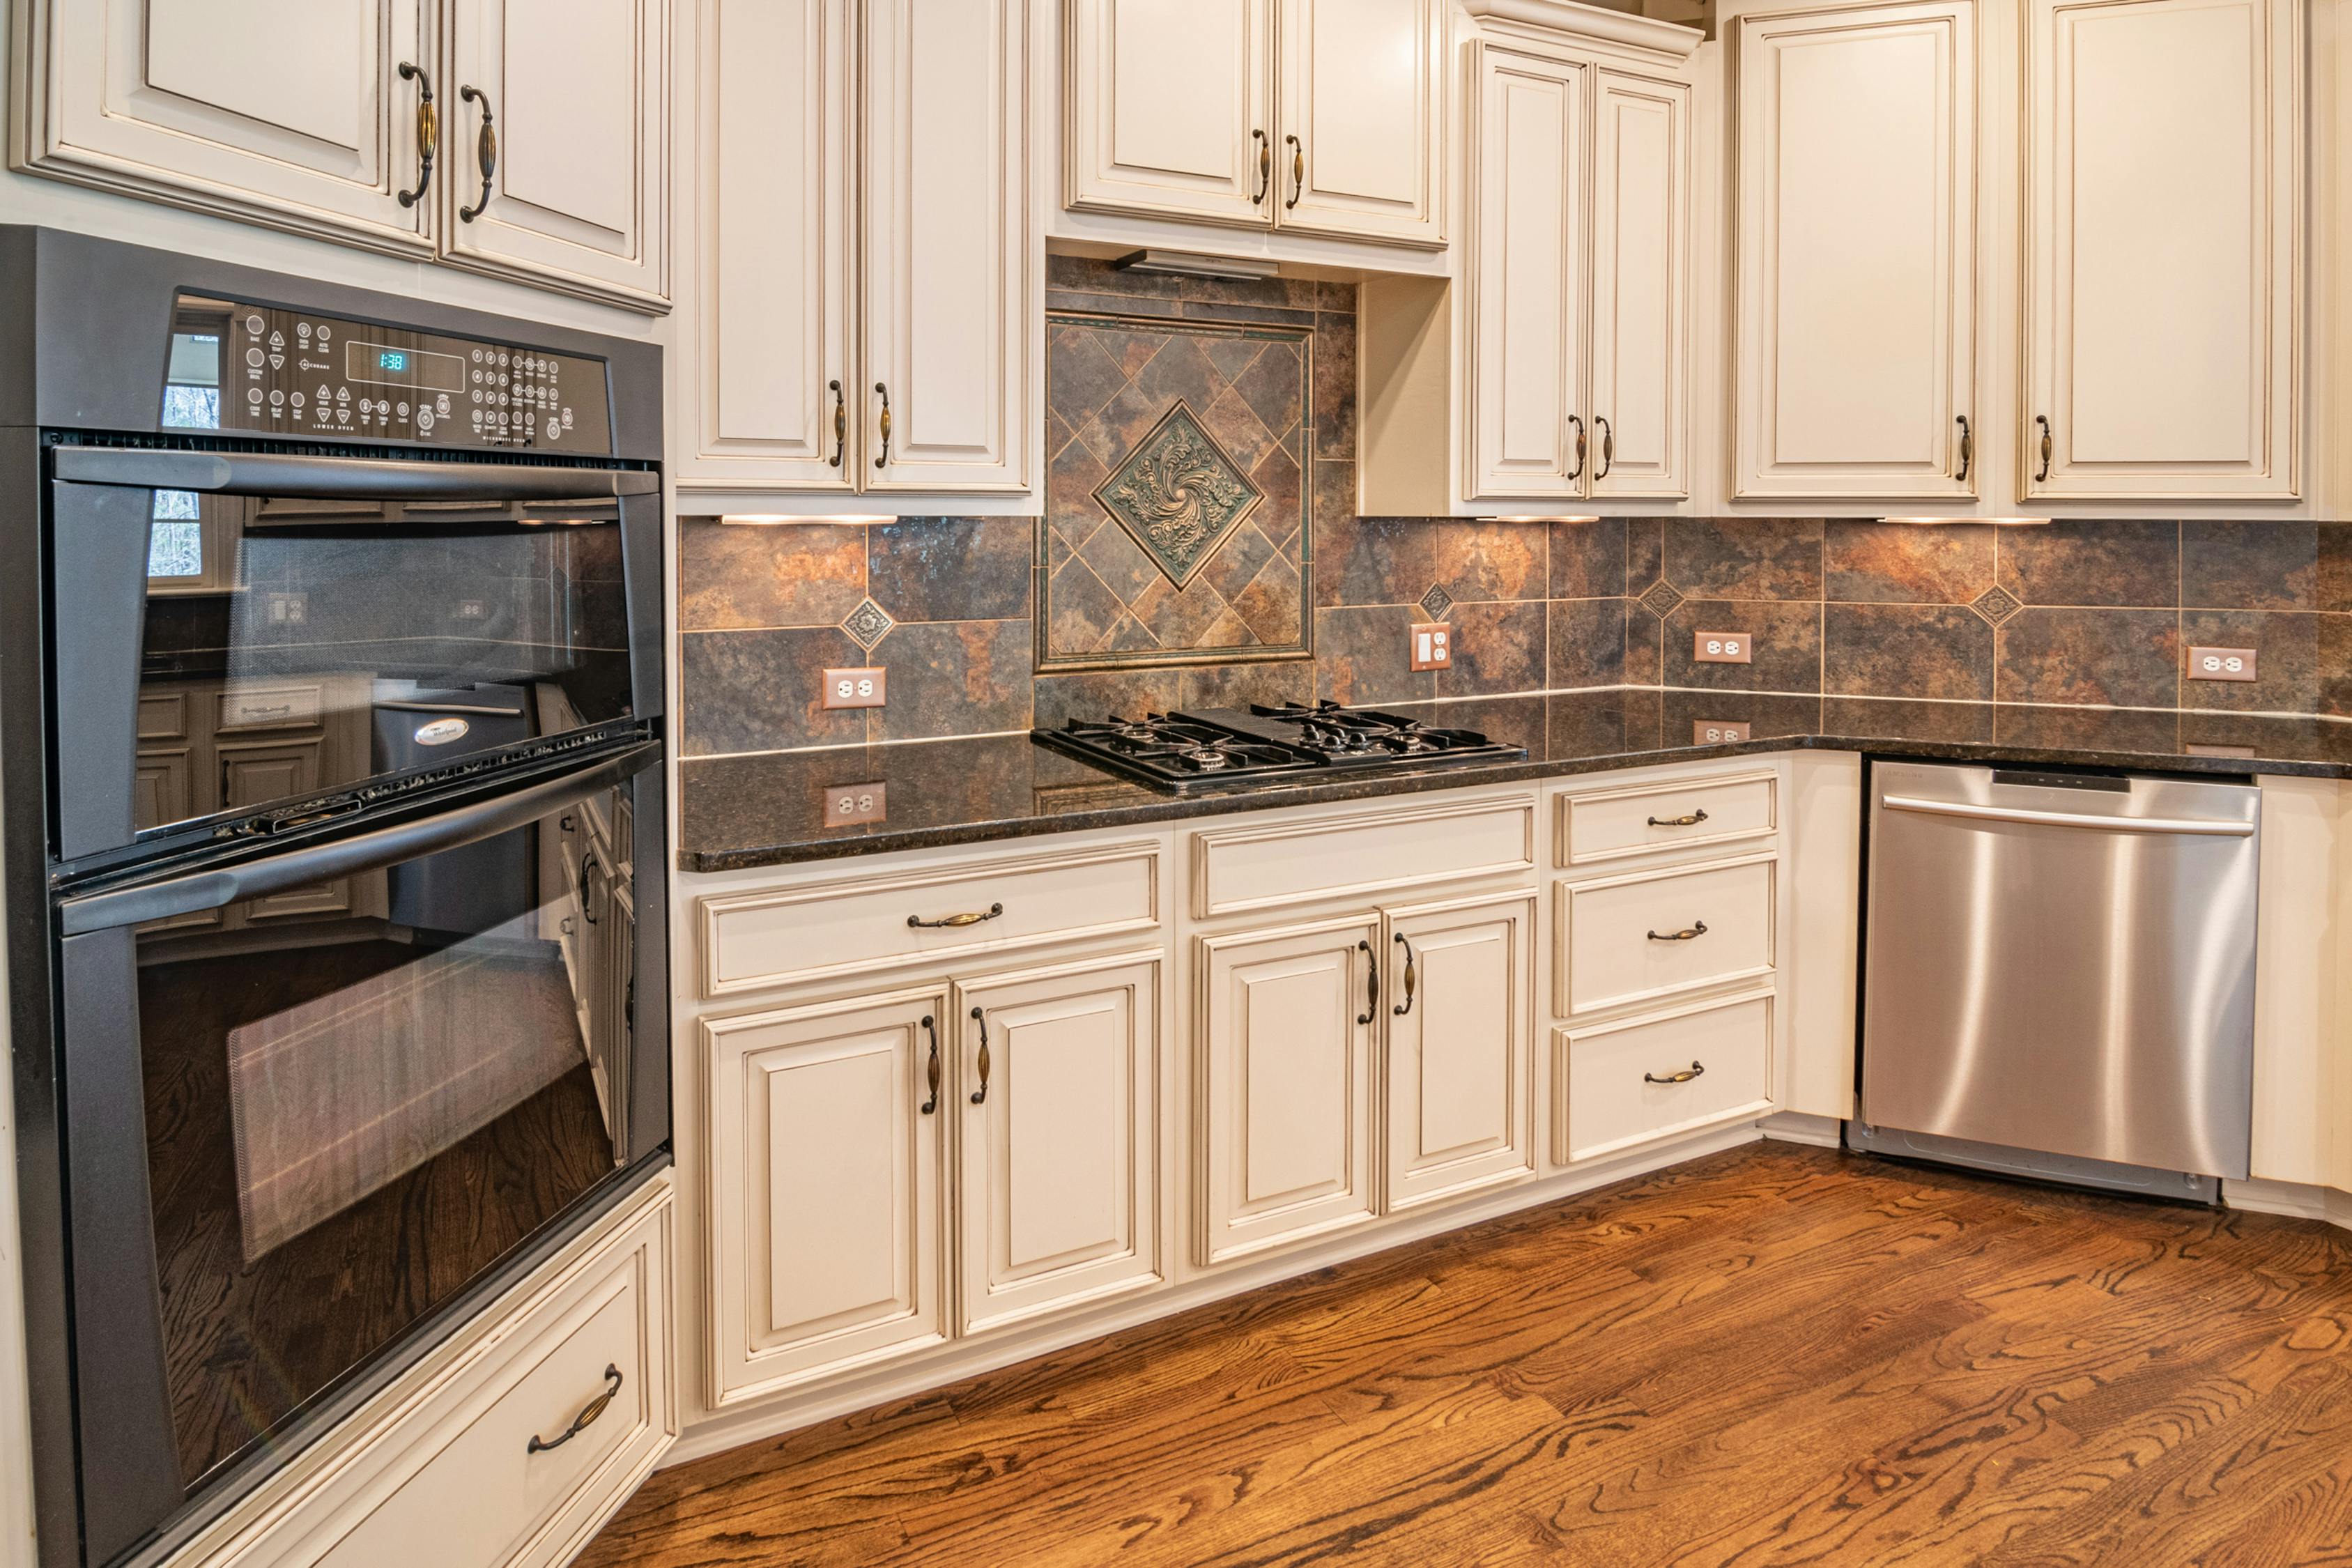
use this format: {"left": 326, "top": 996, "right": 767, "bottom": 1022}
{"left": 25, "top": 0, "right": 432, "bottom": 250}
{"left": 705, "top": 992, "right": 947, "bottom": 1403}
{"left": 1384, "top": 893, "right": 1536, "bottom": 1210}
{"left": 683, "top": 0, "right": 853, "bottom": 487}
{"left": 959, "top": 955, "right": 1161, "bottom": 1332}
{"left": 1735, "top": 1, "right": 1976, "bottom": 500}
{"left": 1198, "top": 917, "right": 1379, "bottom": 1262}
{"left": 2024, "top": 0, "right": 2298, "bottom": 498}
{"left": 442, "top": 0, "right": 670, "bottom": 309}
{"left": 1064, "top": 0, "right": 1273, "bottom": 226}
{"left": 1590, "top": 71, "right": 1689, "bottom": 499}
{"left": 1464, "top": 45, "right": 1588, "bottom": 502}
{"left": 1275, "top": 0, "right": 1443, "bottom": 247}
{"left": 863, "top": 0, "right": 1032, "bottom": 492}
{"left": 222, "top": 739, "right": 352, "bottom": 921}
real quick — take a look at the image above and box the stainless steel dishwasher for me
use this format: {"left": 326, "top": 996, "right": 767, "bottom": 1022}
{"left": 1850, "top": 760, "right": 2260, "bottom": 1201}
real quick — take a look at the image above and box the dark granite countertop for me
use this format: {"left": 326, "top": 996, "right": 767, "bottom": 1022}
{"left": 677, "top": 690, "right": 2352, "bottom": 872}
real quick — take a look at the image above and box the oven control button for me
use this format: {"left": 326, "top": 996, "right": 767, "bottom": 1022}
{"left": 269, "top": 390, "right": 284, "bottom": 406}
{"left": 417, "top": 409, "right": 435, "bottom": 433}
{"left": 245, "top": 314, "right": 266, "bottom": 336}
{"left": 291, "top": 392, "right": 305, "bottom": 408}
{"left": 245, "top": 347, "right": 263, "bottom": 367}
{"left": 316, "top": 325, "right": 330, "bottom": 342}
{"left": 247, "top": 387, "right": 263, "bottom": 404}
{"left": 436, "top": 394, "right": 451, "bottom": 414}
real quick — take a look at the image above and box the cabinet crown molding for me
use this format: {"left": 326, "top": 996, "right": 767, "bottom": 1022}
{"left": 1461, "top": 0, "right": 1704, "bottom": 61}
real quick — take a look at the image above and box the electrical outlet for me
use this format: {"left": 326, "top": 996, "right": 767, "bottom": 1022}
{"left": 1694, "top": 631, "right": 1753, "bottom": 665}
{"left": 1693, "top": 720, "right": 1752, "bottom": 744}
{"left": 821, "top": 667, "right": 887, "bottom": 709}
{"left": 822, "top": 781, "right": 888, "bottom": 827}
{"left": 264, "top": 592, "right": 307, "bottom": 624}
{"left": 1410, "top": 622, "right": 1452, "bottom": 671}
{"left": 456, "top": 598, "right": 487, "bottom": 620}
{"left": 2187, "top": 645, "right": 2257, "bottom": 682}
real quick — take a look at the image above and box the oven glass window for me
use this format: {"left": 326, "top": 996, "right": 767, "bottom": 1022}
{"left": 135, "top": 792, "right": 634, "bottom": 1484}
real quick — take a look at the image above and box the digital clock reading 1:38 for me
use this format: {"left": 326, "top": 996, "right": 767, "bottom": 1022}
{"left": 344, "top": 339, "right": 467, "bottom": 393}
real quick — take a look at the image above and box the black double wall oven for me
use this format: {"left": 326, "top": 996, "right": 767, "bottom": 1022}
{"left": 0, "top": 229, "right": 670, "bottom": 1568}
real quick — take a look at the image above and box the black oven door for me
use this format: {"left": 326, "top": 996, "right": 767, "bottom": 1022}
{"left": 47, "top": 445, "right": 662, "bottom": 864}
{"left": 52, "top": 743, "right": 668, "bottom": 1563}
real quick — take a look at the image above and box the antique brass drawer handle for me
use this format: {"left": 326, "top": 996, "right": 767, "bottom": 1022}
{"left": 1594, "top": 416, "right": 1615, "bottom": 480}
{"left": 456, "top": 84, "right": 498, "bottom": 222}
{"left": 874, "top": 383, "right": 893, "bottom": 469}
{"left": 2034, "top": 415, "right": 2054, "bottom": 484}
{"left": 969, "top": 1006, "right": 991, "bottom": 1105}
{"left": 1392, "top": 932, "right": 1417, "bottom": 1017}
{"left": 397, "top": 62, "right": 436, "bottom": 208}
{"left": 1955, "top": 414, "right": 1974, "bottom": 482}
{"left": 1567, "top": 415, "right": 1587, "bottom": 482}
{"left": 1646, "top": 921, "right": 1708, "bottom": 942}
{"left": 1644, "top": 1061, "right": 1706, "bottom": 1086}
{"left": 1285, "top": 133, "right": 1305, "bottom": 208}
{"left": 1357, "top": 938, "right": 1378, "bottom": 1026}
{"left": 907, "top": 902, "right": 1002, "bottom": 930}
{"left": 919, "top": 1013, "right": 941, "bottom": 1115}
{"left": 528, "top": 1365, "right": 622, "bottom": 1454}
{"left": 829, "top": 378, "right": 847, "bottom": 468}
{"left": 1252, "top": 128, "right": 1271, "bottom": 205}
{"left": 1645, "top": 808, "right": 1709, "bottom": 828}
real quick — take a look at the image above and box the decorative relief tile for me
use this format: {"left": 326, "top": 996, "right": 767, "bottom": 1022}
{"left": 1639, "top": 581, "right": 1686, "bottom": 619}
{"left": 1419, "top": 584, "right": 1454, "bottom": 620}
{"left": 840, "top": 597, "right": 894, "bottom": 651}
{"left": 1969, "top": 585, "right": 2022, "bottom": 627}
{"left": 1094, "top": 401, "right": 1263, "bottom": 588}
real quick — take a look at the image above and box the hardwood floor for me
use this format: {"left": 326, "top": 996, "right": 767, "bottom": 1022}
{"left": 584, "top": 1142, "right": 2352, "bottom": 1567}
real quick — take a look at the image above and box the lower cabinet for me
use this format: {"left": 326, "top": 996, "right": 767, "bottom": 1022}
{"left": 705, "top": 950, "right": 1164, "bottom": 1405}
{"left": 1556, "top": 990, "right": 1776, "bottom": 1165}
{"left": 1197, "top": 890, "right": 1537, "bottom": 1263}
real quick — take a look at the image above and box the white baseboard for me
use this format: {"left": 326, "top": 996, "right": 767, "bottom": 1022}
{"left": 2227, "top": 1174, "right": 2346, "bottom": 1223}
{"left": 1758, "top": 1111, "right": 1843, "bottom": 1148}
{"left": 663, "top": 1119, "right": 1768, "bottom": 1468}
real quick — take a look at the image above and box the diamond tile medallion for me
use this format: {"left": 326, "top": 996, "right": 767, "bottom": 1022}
{"left": 1970, "top": 585, "right": 2022, "bottom": 627}
{"left": 1640, "top": 581, "right": 1687, "bottom": 619}
{"left": 1093, "top": 401, "right": 1262, "bottom": 588}
{"left": 1419, "top": 584, "right": 1454, "bottom": 620}
{"left": 840, "top": 597, "right": 894, "bottom": 650}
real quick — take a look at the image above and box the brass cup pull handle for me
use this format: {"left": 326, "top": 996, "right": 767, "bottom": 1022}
{"left": 1646, "top": 921, "right": 1709, "bottom": 943}
{"left": 1955, "top": 415, "right": 1974, "bottom": 482}
{"left": 1645, "top": 808, "right": 1708, "bottom": 829}
{"left": 527, "top": 1365, "right": 622, "bottom": 1454}
{"left": 2034, "top": 415, "right": 2054, "bottom": 483}
{"left": 1567, "top": 415, "right": 1587, "bottom": 482}
{"left": 397, "top": 63, "right": 437, "bottom": 209}
{"left": 919, "top": 1013, "right": 941, "bottom": 1115}
{"left": 1392, "top": 932, "right": 1417, "bottom": 1017}
{"left": 874, "top": 383, "right": 893, "bottom": 470}
{"left": 1644, "top": 1061, "right": 1707, "bottom": 1086}
{"left": 1284, "top": 134, "right": 1304, "bottom": 209}
{"left": 828, "top": 379, "right": 847, "bottom": 468}
{"left": 456, "top": 84, "right": 498, "bottom": 223}
{"left": 1357, "top": 938, "right": 1378, "bottom": 1026}
{"left": 907, "top": 902, "right": 1002, "bottom": 930}
{"left": 969, "top": 1006, "right": 991, "bottom": 1105}
{"left": 1252, "top": 129, "right": 1271, "bottom": 204}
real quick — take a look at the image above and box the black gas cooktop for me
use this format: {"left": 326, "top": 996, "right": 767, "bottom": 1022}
{"left": 1033, "top": 702, "right": 1527, "bottom": 794}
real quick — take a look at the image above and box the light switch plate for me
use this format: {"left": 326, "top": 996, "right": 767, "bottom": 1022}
{"left": 1410, "top": 622, "right": 1453, "bottom": 671}
{"left": 1694, "top": 631, "right": 1753, "bottom": 665}
{"left": 1693, "top": 720, "right": 1752, "bottom": 744}
{"left": 2187, "top": 645, "right": 2257, "bottom": 682}
{"left": 822, "top": 781, "right": 888, "bottom": 826}
{"left": 821, "top": 666, "right": 888, "bottom": 709}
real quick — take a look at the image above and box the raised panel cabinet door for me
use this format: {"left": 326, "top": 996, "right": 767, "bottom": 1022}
{"left": 441, "top": 0, "right": 670, "bottom": 311}
{"left": 1734, "top": 0, "right": 1978, "bottom": 501}
{"left": 682, "top": 0, "right": 854, "bottom": 488}
{"left": 1463, "top": 44, "right": 1589, "bottom": 503}
{"left": 863, "top": 0, "right": 1034, "bottom": 493}
{"left": 2024, "top": 0, "right": 2299, "bottom": 498}
{"left": 1383, "top": 893, "right": 1537, "bottom": 1211}
{"left": 20, "top": 0, "right": 433, "bottom": 252}
{"left": 1589, "top": 70, "right": 1691, "bottom": 500}
{"left": 1197, "top": 916, "right": 1380, "bottom": 1263}
{"left": 1274, "top": 0, "right": 1444, "bottom": 247}
{"left": 1063, "top": 0, "right": 1273, "bottom": 227}
{"left": 702, "top": 991, "right": 948, "bottom": 1404}
{"left": 958, "top": 953, "right": 1162, "bottom": 1332}
{"left": 221, "top": 739, "right": 353, "bottom": 922}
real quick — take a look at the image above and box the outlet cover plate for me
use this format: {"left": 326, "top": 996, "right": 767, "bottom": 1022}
{"left": 1693, "top": 720, "right": 1753, "bottom": 744}
{"left": 1694, "top": 631, "right": 1753, "bottom": 664}
{"left": 821, "top": 666, "right": 888, "bottom": 709}
{"left": 1410, "top": 622, "right": 1453, "bottom": 671}
{"left": 2187, "top": 645, "right": 2257, "bottom": 682}
{"left": 822, "top": 781, "right": 888, "bottom": 826}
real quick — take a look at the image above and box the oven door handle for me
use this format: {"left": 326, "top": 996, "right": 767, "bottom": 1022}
{"left": 59, "top": 741, "right": 657, "bottom": 935}
{"left": 52, "top": 446, "right": 658, "bottom": 501}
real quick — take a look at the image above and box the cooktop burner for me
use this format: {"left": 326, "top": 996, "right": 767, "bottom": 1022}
{"left": 1033, "top": 701, "right": 1525, "bottom": 794}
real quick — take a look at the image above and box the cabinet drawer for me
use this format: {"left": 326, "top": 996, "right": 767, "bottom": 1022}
{"left": 1192, "top": 795, "right": 1537, "bottom": 918}
{"left": 1557, "top": 854, "right": 1776, "bottom": 1016}
{"left": 1558, "top": 992, "right": 1774, "bottom": 1163}
{"left": 218, "top": 682, "right": 325, "bottom": 732}
{"left": 698, "top": 841, "right": 1162, "bottom": 997}
{"left": 1559, "top": 771, "right": 1776, "bottom": 866}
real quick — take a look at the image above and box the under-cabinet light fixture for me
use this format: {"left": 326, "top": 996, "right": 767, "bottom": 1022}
{"left": 1111, "top": 248, "right": 1281, "bottom": 282}
{"left": 1880, "top": 516, "right": 2052, "bottom": 526}
{"left": 1490, "top": 515, "right": 1601, "bottom": 524}
{"left": 718, "top": 514, "right": 895, "bottom": 525}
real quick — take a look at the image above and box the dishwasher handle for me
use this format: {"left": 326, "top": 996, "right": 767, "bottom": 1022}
{"left": 1880, "top": 794, "right": 2254, "bottom": 838}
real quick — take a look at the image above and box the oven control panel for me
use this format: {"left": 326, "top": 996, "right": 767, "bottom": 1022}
{"left": 178, "top": 293, "right": 615, "bottom": 456}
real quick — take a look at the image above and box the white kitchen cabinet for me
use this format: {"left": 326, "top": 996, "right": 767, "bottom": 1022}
{"left": 438, "top": 0, "right": 670, "bottom": 309}
{"left": 681, "top": 0, "right": 1033, "bottom": 495}
{"left": 956, "top": 954, "right": 1163, "bottom": 1332}
{"left": 2022, "top": 0, "right": 2300, "bottom": 500}
{"left": 1061, "top": 0, "right": 1444, "bottom": 248}
{"left": 1383, "top": 892, "right": 1538, "bottom": 1210}
{"left": 1732, "top": 0, "right": 1978, "bottom": 502}
{"left": 1588, "top": 70, "right": 1691, "bottom": 500}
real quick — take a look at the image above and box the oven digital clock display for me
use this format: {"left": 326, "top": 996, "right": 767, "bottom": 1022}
{"left": 345, "top": 339, "right": 466, "bottom": 392}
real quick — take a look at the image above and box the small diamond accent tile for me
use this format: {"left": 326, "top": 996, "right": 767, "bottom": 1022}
{"left": 1639, "top": 581, "right": 1686, "bottom": 619}
{"left": 1419, "top": 584, "right": 1454, "bottom": 620}
{"left": 841, "top": 597, "right": 895, "bottom": 650}
{"left": 1970, "top": 585, "right": 2022, "bottom": 626}
{"left": 1093, "top": 400, "right": 1264, "bottom": 588}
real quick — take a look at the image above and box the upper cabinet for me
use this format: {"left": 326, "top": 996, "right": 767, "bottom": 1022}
{"left": 1732, "top": 0, "right": 1978, "bottom": 502}
{"left": 2022, "top": 0, "right": 2300, "bottom": 501}
{"left": 11, "top": 0, "right": 672, "bottom": 313}
{"left": 679, "top": 0, "right": 1034, "bottom": 498}
{"left": 1063, "top": 0, "right": 1446, "bottom": 249}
